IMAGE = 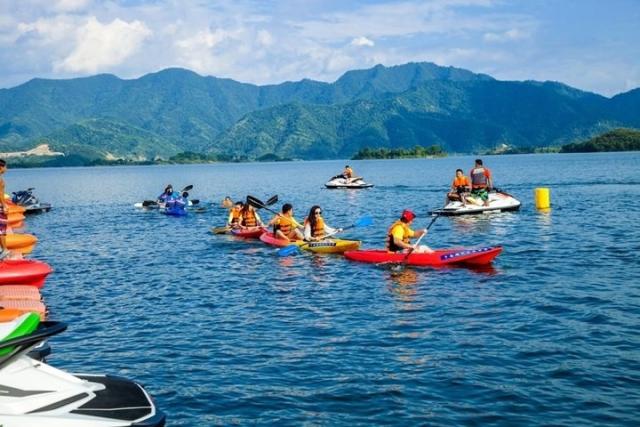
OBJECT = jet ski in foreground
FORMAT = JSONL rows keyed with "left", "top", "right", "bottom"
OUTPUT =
{"left": 0, "top": 313, "right": 165, "bottom": 426}
{"left": 430, "top": 190, "right": 521, "bottom": 216}
{"left": 324, "top": 175, "right": 373, "bottom": 189}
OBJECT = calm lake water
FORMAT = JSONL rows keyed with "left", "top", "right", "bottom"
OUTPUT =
{"left": 9, "top": 153, "right": 640, "bottom": 426}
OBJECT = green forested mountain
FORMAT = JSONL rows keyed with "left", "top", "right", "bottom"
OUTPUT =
{"left": 0, "top": 62, "right": 638, "bottom": 162}
{"left": 560, "top": 128, "right": 640, "bottom": 152}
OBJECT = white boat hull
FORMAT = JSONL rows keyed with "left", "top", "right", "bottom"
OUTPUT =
{"left": 431, "top": 191, "right": 521, "bottom": 216}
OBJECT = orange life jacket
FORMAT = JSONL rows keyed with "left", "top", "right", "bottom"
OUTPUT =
{"left": 386, "top": 220, "right": 412, "bottom": 252}
{"left": 242, "top": 208, "right": 258, "bottom": 227}
{"left": 229, "top": 209, "right": 242, "bottom": 225}
{"left": 304, "top": 216, "right": 325, "bottom": 238}
{"left": 275, "top": 215, "right": 294, "bottom": 235}
{"left": 453, "top": 176, "right": 470, "bottom": 188}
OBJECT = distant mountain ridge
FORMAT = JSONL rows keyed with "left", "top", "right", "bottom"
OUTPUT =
{"left": 0, "top": 62, "right": 638, "bottom": 161}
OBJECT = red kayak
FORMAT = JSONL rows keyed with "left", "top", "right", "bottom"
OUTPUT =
{"left": 344, "top": 246, "right": 502, "bottom": 266}
{"left": 259, "top": 231, "right": 302, "bottom": 247}
{"left": 231, "top": 227, "right": 267, "bottom": 239}
{"left": 0, "top": 259, "right": 53, "bottom": 288}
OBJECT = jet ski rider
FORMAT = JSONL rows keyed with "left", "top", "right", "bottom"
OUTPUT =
{"left": 447, "top": 168, "right": 471, "bottom": 206}
{"left": 469, "top": 159, "right": 493, "bottom": 207}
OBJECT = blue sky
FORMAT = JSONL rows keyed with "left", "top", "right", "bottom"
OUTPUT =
{"left": 1, "top": 0, "right": 638, "bottom": 96}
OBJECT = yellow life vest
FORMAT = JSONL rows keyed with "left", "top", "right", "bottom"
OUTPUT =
{"left": 386, "top": 220, "right": 412, "bottom": 252}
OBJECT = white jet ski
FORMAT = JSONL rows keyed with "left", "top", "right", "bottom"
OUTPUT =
{"left": 325, "top": 175, "right": 374, "bottom": 189}
{"left": 431, "top": 190, "right": 521, "bottom": 216}
{"left": 0, "top": 313, "right": 165, "bottom": 426}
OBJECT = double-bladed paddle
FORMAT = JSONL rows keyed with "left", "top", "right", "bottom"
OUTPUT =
{"left": 277, "top": 216, "right": 373, "bottom": 257}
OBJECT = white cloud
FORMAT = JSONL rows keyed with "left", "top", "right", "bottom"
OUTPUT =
{"left": 53, "top": 0, "right": 91, "bottom": 12}
{"left": 256, "top": 30, "right": 273, "bottom": 47}
{"left": 55, "top": 17, "right": 151, "bottom": 73}
{"left": 351, "top": 36, "right": 374, "bottom": 47}
{"left": 483, "top": 28, "right": 529, "bottom": 43}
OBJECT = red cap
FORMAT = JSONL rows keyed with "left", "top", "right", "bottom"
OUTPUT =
{"left": 401, "top": 209, "right": 416, "bottom": 221}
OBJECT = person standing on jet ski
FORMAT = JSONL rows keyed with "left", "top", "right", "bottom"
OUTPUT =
{"left": 469, "top": 159, "right": 493, "bottom": 207}
{"left": 447, "top": 169, "right": 471, "bottom": 207}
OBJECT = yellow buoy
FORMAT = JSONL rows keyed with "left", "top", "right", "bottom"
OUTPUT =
{"left": 534, "top": 187, "right": 551, "bottom": 209}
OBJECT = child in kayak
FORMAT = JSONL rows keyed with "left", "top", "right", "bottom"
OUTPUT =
{"left": 386, "top": 209, "right": 433, "bottom": 253}
{"left": 446, "top": 169, "right": 471, "bottom": 206}
{"left": 303, "top": 205, "right": 341, "bottom": 241}
{"left": 227, "top": 201, "right": 244, "bottom": 229}
{"left": 269, "top": 203, "right": 304, "bottom": 241}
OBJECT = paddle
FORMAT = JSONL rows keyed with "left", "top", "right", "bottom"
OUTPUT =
{"left": 211, "top": 226, "right": 231, "bottom": 234}
{"left": 142, "top": 200, "right": 158, "bottom": 207}
{"left": 277, "top": 216, "right": 373, "bottom": 257}
{"left": 394, "top": 215, "right": 439, "bottom": 269}
{"left": 246, "top": 195, "right": 280, "bottom": 215}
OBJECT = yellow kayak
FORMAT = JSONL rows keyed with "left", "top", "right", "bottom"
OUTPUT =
{"left": 5, "top": 234, "right": 38, "bottom": 254}
{"left": 296, "top": 239, "right": 361, "bottom": 254}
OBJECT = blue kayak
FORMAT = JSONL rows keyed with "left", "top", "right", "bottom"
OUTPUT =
{"left": 163, "top": 205, "right": 188, "bottom": 216}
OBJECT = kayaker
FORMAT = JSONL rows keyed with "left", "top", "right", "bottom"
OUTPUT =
{"left": 446, "top": 168, "right": 471, "bottom": 206}
{"left": 469, "top": 159, "right": 493, "bottom": 207}
{"left": 239, "top": 202, "right": 263, "bottom": 229}
{"left": 157, "top": 185, "right": 176, "bottom": 204}
{"left": 269, "top": 203, "right": 304, "bottom": 241}
{"left": 221, "top": 196, "right": 233, "bottom": 209}
{"left": 386, "top": 209, "right": 433, "bottom": 253}
{"left": 303, "top": 205, "right": 341, "bottom": 241}
{"left": 0, "top": 159, "right": 11, "bottom": 260}
{"left": 173, "top": 191, "right": 189, "bottom": 208}
{"left": 227, "top": 201, "right": 244, "bottom": 229}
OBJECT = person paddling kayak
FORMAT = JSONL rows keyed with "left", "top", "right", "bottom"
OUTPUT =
{"left": 157, "top": 184, "right": 176, "bottom": 204}
{"left": 469, "top": 159, "right": 493, "bottom": 207}
{"left": 269, "top": 203, "right": 304, "bottom": 241}
{"left": 386, "top": 209, "right": 433, "bottom": 253}
{"left": 303, "top": 205, "right": 341, "bottom": 241}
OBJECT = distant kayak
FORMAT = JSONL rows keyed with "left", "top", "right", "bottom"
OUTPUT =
{"left": 0, "top": 259, "right": 52, "bottom": 288}
{"left": 325, "top": 176, "right": 374, "bottom": 189}
{"left": 231, "top": 227, "right": 266, "bottom": 239}
{"left": 431, "top": 191, "right": 520, "bottom": 216}
{"left": 344, "top": 246, "right": 502, "bottom": 266}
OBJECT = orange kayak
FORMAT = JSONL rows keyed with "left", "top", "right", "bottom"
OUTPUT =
{"left": 0, "top": 308, "right": 45, "bottom": 322}
{"left": 5, "top": 234, "right": 37, "bottom": 254}
{"left": 0, "top": 299, "right": 46, "bottom": 318}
